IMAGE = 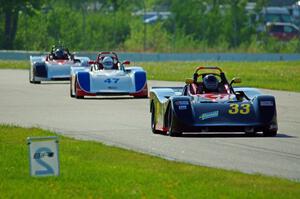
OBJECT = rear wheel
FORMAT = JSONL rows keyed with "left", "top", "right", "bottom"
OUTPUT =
{"left": 167, "top": 109, "right": 182, "bottom": 137}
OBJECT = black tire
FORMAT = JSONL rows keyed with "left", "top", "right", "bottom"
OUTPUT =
{"left": 167, "top": 109, "right": 182, "bottom": 137}
{"left": 29, "top": 67, "right": 40, "bottom": 84}
{"left": 151, "top": 105, "right": 160, "bottom": 134}
{"left": 74, "top": 78, "right": 84, "bottom": 99}
{"left": 70, "top": 78, "right": 75, "bottom": 98}
{"left": 245, "top": 132, "right": 257, "bottom": 137}
{"left": 134, "top": 95, "right": 148, "bottom": 99}
{"left": 263, "top": 129, "right": 277, "bottom": 137}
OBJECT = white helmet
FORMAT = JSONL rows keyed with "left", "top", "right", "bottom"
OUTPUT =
{"left": 102, "top": 56, "right": 113, "bottom": 69}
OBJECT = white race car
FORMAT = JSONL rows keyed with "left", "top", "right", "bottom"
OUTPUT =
{"left": 29, "top": 46, "right": 90, "bottom": 84}
{"left": 70, "top": 52, "right": 148, "bottom": 99}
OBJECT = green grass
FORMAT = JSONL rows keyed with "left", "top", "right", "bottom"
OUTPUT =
{"left": 0, "top": 60, "right": 29, "bottom": 69}
{"left": 1, "top": 60, "right": 300, "bottom": 92}
{"left": 138, "top": 61, "right": 300, "bottom": 92}
{"left": 0, "top": 125, "right": 299, "bottom": 198}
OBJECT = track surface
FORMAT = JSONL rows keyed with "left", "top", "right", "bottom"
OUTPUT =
{"left": 1, "top": 69, "right": 300, "bottom": 180}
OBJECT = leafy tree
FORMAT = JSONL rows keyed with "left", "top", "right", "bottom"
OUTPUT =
{"left": 222, "top": 0, "right": 253, "bottom": 48}
{"left": 0, "top": 0, "right": 44, "bottom": 49}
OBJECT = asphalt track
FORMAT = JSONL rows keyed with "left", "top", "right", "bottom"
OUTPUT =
{"left": 1, "top": 69, "right": 300, "bottom": 181}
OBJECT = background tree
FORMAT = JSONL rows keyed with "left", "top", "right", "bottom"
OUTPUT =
{"left": 1, "top": 0, "right": 299, "bottom": 53}
{"left": 0, "top": 0, "right": 44, "bottom": 49}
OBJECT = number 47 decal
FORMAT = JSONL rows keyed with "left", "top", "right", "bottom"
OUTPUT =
{"left": 104, "top": 78, "right": 119, "bottom": 83}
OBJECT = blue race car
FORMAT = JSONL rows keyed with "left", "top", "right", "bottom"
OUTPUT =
{"left": 150, "top": 66, "right": 278, "bottom": 137}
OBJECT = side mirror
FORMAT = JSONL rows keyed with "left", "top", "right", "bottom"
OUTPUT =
{"left": 74, "top": 59, "right": 81, "bottom": 63}
{"left": 122, "top": 60, "right": 130, "bottom": 65}
{"left": 185, "top": 78, "right": 194, "bottom": 84}
{"left": 230, "top": 77, "right": 241, "bottom": 85}
{"left": 88, "top": 61, "right": 96, "bottom": 65}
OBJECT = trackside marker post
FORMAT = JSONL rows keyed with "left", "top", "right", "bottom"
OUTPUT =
{"left": 27, "top": 136, "right": 60, "bottom": 177}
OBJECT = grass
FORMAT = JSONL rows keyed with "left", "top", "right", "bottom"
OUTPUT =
{"left": 138, "top": 61, "right": 300, "bottom": 92}
{"left": 0, "top": 60, "right": 29, "bottom": 70}
{"left": 0, "top": 124, "right": 300, "bottom": 198}
{"left": 1, "top": 60, "right": 300, "bottom": 92}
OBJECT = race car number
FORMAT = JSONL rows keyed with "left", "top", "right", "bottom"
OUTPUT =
{"left": 228, "top": 103, "right": 250, "bottom": 115}
{"left": 104, "top": 78, "right": 119, "bottom": 83}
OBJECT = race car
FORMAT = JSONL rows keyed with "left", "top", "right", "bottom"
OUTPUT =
{"left": 70, "top": 52, "right": 148, "bottom": 98}
{"left": 29, "top": 45, "right": 90, "bottom": 84}
{"left": 150, "top": 66, "right": 278, "bottom": 137}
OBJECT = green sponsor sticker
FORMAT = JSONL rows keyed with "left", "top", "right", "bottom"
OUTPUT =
{"left": 199, "top": 111, "right": 219, "bottom": 120}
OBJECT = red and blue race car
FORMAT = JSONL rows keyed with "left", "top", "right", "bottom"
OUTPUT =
{"left": 70, "top": 52, "right": 148, "bottom": 98}
{"left": 29, "top": 45, "right": 90, "bottom": 84}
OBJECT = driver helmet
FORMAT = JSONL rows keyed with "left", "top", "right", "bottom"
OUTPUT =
{"left": 54, "top": 48, "right": 65, "bottom": 59}
{"left": 102, "top": 56, "right": 114, "bottom": 69}
{"left": 203, "top": 74, "right": 219, "bottom": 92}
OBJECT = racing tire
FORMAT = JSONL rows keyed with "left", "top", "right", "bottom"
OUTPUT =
{"left": 263, "top": 129, "right": 277, "bottom": 137}
{"left": 74, "top": 78, "right": 84, "bottom": 99}
{"left": 245, "top": 132, "right": 257, "bottom": 137}
{"left": 29, "top": 67, "right": 40, "bottom": 84}
{"left": 134, "top": 95, "right": 148, "bottom": 99}
{"left": 167, "top": 109, "right": 182, "bottom": 137}
{"left": 151, "top": 105, "right": 161, "bottom": 134}
{"left": 75, "top": 94, "right": 84, "bottom": 99}
{"left": 70, "top": 78, "right": 75, "bottom": 98}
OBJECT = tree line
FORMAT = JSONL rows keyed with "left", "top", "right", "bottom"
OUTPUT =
{"left": 0, "top": 0, "right": 300, "bottom": 53}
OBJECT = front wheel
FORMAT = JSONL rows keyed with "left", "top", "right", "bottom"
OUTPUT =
{"left": 167, "top": 109, "right": 182, "bottom": 137}
{"left": 245, "top": 132, "right": 257, "bottom": 137}
{"left": 151, "top": 105, "right": 161, "bottom": 134}
{"left": 74, "top": 78, "right": 84, "bottom": 99}
{"left": 70, "top": 78, "right": 75, "bottom": 98}
{"left": 263, "top": 129, "right": 277, "bottom": 137}
{"left": 133, "top": 95, "right": 148, "bottom": 99}
{"left": 29, "top": 67, "right": 40, "bottom": 84}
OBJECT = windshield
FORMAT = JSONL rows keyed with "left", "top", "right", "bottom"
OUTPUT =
{"left": 265, "top": 14, "right": 292, "bottom": 23}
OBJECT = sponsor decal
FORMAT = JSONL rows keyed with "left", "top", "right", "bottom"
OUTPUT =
{"left": 175, "top": 101, "right": 189, "bottom": 105}
{"left": 199, "top": 111, "right": 219, "bottom": 120}
{"left": 178, "top": 105, "right": 187, "bottom": 110}
{"left": 260, "top": 101, "right": 274, "bottom": 106}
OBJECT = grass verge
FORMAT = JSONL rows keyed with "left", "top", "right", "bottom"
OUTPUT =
{"left": 1, "top": 60, "right": 300, "bottom": 92}
{"left": 0, "top": 124, "right": 299, "bottom": 198}
{"left": 138, "top": 61, "right": 300, "bottom": 92}
{"left": 0, "top": 60, "right": 29, "bottom": 70}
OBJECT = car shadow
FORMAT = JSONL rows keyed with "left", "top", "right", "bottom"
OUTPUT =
{"left": 39, "top": 82, "right": 70, "bottom": 85}
{"left": 157, "top": 132, "right": 295, "bottom": 138}
{"left": 81, "top": 96, "right": 148, "bottom": 100}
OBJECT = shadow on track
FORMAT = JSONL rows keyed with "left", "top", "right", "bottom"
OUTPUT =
{"left": 78, "top": 96, "right": 148, "bottom": 101}
{"left": 156, "top": 132, "right": 295, "bottom": 138}
{"left": 35, "top": 82, "right": 70, "bottom": 85}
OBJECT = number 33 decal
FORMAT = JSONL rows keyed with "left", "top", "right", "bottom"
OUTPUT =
{"left": 228, "top": 104, "right": 250, "bottom": 114}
